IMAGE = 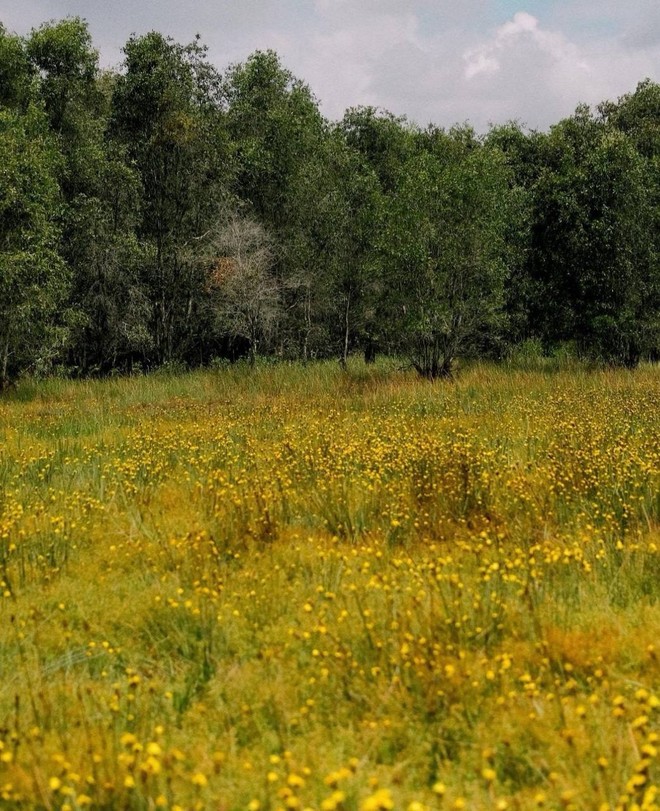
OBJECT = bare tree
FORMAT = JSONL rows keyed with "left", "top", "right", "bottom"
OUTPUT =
{"left": 205, "top": 212, "right": 281, "bottom": 363}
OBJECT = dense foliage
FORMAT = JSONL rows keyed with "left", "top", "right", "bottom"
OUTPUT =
{"left": 1, "top": 18, "right": 659, "bottom": 384}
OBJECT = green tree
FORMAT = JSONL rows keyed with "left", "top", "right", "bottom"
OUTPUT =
{"left": 110, "top": 32, "right": 230, "bottom": 364}
{"left": 484, "top": 123, "right": 537, "bottom": 350}
{"left": 26, "top": 18, "right": 97, "bottom": 128}
{"left": 0, "top": 24, "right": 34, "bottom": 111}
{"left": 26, "top": 19, "right": 152, "bottom": 374}
{"left": 275, "top": 144, "right": 333, "bottom": 360}
{"left": 336, "top": 108, "right": 420, "bottom": 361}
{"left": 324, "top": 134, "right": 383, "bottom": 366}
{"left": 340, "top": 106, "right": 417, "bottom": 193}
{"left": 27, "top": 18, "right": 103, "bottom": 198}
{"left": 382, "top": 133, "right": 512, "bottom": 378}
{"left": 0, "top": 105, "right": 69, "bottom": 387}
{"left": 224, "top": 50, "right": 325, "bottom": 231}
{"left": 530, "top": 107, "right": 658, "bottom": 364}
{"left": 599, "top": 79, "right": 660, "bottom": 160}
{"left": 279, "top": 129, "right": 384, "bottom": 364}
{"left": 65, "top": 174, "right": 153, "bottom": 374}
{"left": 224, "top": 50, "right": 342, "bottom": 360}
{"left": 599, "top": 81, "right": 660, "bottom": 360}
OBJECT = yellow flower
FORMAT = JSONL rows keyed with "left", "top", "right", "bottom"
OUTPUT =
{"left": 288, "top": 773, "right": 306, "bottom": 789}
{"left": 361, "top": 788, "right": 394, "bottom": 811}
{"left": 140, "top": 756, "right": 162, "bottom": 776}
{"left": 146, "top": 742, "right": 162, "bottom": 756}
{"left": 321, "top": 791, "right": 346, "bottom": 811}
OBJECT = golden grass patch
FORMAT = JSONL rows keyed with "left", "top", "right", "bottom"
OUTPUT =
{"left": 0, "top": 361, "right": 658, "bottom": 810}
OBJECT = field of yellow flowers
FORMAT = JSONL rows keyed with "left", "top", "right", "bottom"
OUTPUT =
{"left": 0, "top": 361, "right": 658, "bottom": 811}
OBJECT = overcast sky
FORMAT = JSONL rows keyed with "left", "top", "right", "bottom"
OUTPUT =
{"left": 1, "top": 1, "right": 659, "bottom": 131}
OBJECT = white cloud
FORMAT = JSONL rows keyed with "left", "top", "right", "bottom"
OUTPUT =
{"left": 464, "top": 12, "right": 589, "bottom": 81}
{"left": 1, "top": 1, "right": 659, "bottom": 131}
{"left": 464, "top": 51, "right": 499, "bottom": 80}
{"left": 289, "top": 5, "right": 426, "bottom": 118}
{"left": 295, "top": 5, "right": 659, "bottom": 130}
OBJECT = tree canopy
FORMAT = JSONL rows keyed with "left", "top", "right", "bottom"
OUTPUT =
{"left": 0, "top": 17, "right": 658, "bottom": 384}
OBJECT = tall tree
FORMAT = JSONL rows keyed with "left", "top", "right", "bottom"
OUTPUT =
{"left": 110, "top": 32, "right": 230, "bottom": 365}
{"left": 26, "top": 19, "right": 151, "bottom": 374}
{"left": 0, "top": 105, "right": 69, "bottom": 387}
{"left": 279, "top": 129, "right": 384, "bottom": 364}
{"left": 599, "top": 81, "right": 660, "bottom": 360}
{"left": 599, "top": 79, "right": 660, "bottom": 160}
{"left": 224, "top": 50, "right": 325, "bottom": 231}
{"left": 324, "top": 133, "right": 383, "bottom": 366}
{"left": 484, "top": 123, "right": 538, "bottom": 349}
{"left": 382, "top": 132, "right": 512, "bottom": 378}
{"left": 0, "top": 24, "right": 34, "bottom": 111}
{"left": 529, "top": 107, "right": 658, "bottom": 364}
{"left": 340, "top": 106, "right": 417, "bottom": 193}
{"left": 26, "top": 18, "right": 103, "bottom": 198}
{"left": 224, "top": 50, "right": 334, "bottom": 358}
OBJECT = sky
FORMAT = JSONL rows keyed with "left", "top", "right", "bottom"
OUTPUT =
{"left": 1, "top": 0, "right": 659, "bottom": 131}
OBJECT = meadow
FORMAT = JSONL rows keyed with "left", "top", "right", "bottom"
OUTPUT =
{"left": 0, "top": 360, "right": 658, "bottom": 811}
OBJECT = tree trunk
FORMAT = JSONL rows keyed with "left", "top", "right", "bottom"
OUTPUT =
{"left": 412, "top": 339, "right": 453, "bottom": 380}
{"left": 364, "top": 337, "right": 377, "bottom": 364}
{"left": 1, "top": 334, "right": 9, "bottom": 390}
{"left": 249, "top": 320, "right": 258, "bottom": 366}
{"left": 341, "top": 292, "right": 351, "bottom": 368}
{"left": 302, "top": 288, "right": 311, "bottom": 363}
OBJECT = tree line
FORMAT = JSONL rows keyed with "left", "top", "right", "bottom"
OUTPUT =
{"left": 1, "top": 17, "right": 659, "bottom": 386}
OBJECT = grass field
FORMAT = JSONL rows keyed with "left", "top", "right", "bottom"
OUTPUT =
{"left": 0, "top": 360, "right": 658, "bottom": 811}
